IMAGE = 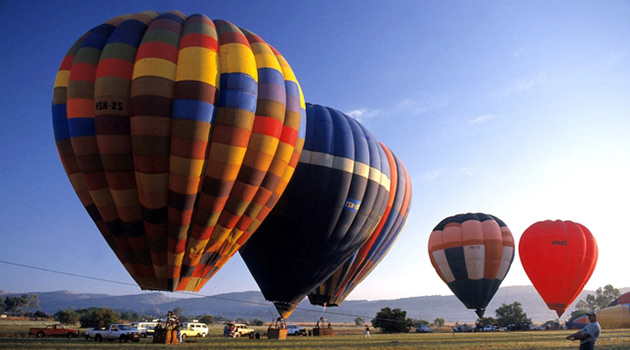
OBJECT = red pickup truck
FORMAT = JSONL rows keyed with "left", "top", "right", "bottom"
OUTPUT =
{"left": 29, "top": 324, "right": 79, "bottom": 338}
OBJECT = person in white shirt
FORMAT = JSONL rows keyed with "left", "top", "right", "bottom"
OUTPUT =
{"left": 566, "top": 312, "right": 601, "bottom": 350}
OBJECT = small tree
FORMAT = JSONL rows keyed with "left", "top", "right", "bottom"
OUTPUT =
{"left": 79, "top": 307, "right": 120, "bottom": 328}
{"left": 199, "top": 315, "right": 214, "bottom": 325}
{"left": 354, "top": 317, "right": 365, "bottom": 326}
{"left": 120, "top": 311, "right": 142, "bottom": 322}
{"left": 413, "top": 319, "right": 429, "bottom": 327}
{"left": 477, "top": 316, "right": 497, "bottom": 327}
{"left": 250, "top": 318, "right": 264, "bottom": 326}
{"left": 55, "top": 308, "right": 80, "bottom": 325}
{"left": 371, "top": 307, "right": 414, "bottom": 333}
{"left": 3, "top": 294, "right": 39, "bottom": 316}
{"left": 433, "top": 318, "right": 445, "bottom": 326}
{"left": 495, "top": 302, "right": 531, "bottom": 327}
{"left": 575, "top": 284, "right": 620, "bottom": 312}
{"left": 32, "top": 310, "right": 50, "bottom": 318}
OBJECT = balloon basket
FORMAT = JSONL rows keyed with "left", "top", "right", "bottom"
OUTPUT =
{"left": 312, "top": 327, "right": 334, "bottom": 337}
{"left": 267, "top": 328, "right": 287, "bottom": 339}
{"left": 153, "top": 329, "right": 179, "bottom": 344}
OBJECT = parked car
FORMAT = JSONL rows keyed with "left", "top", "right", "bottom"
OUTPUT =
{"left": 225, "top": 323, "right": 255, "bottom": 337}
{"left": 505, "top": 322, "right": 533, "bottom": 331}
{"left": 287, "top": 324, "right": 307, "bottom": 336}
{"left": 85, "top": 324, "right": 140, "bottom": 342}
{"left": 415, "top": 324, "right": 434, "bottom": 333}
{"left": 482, "top": 324, "right": 499, "bottom": 332}
{"left": 130, "top": 322, "right": 158, "bottom": 337}
{"left": 29, "top": 324, "right": 79, "bottom": 338}
{"left": 452, "top": 324, "right": 473, "bottom": 332}
{"left": 180, "top": 322, "right": 209, "bottom": 339}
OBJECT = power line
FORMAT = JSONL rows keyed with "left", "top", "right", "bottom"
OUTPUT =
{"left": 0, "top": 259, "right": 379, "bottom": 321}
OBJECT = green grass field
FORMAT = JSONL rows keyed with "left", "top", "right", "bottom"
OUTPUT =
{"left": 1, "top": 321, "right": 629, "bottom": 349}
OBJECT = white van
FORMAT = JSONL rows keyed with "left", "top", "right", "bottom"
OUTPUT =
{"left": 181, "top": 322, "right": 208, "bottom": 339}
{"left": 129, "top": 322, "right": 158, "bottom": 337}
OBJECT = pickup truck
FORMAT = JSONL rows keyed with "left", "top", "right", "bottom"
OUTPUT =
{"left": 85, "top": 324, "right": 140, "bottom": 342}
{"left": 29, "top": 324, "right": 79, "bottom": 338}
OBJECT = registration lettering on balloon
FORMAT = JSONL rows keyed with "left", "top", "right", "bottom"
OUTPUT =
{"left": 344, "top": 199, "right": 362, "bottom": 212}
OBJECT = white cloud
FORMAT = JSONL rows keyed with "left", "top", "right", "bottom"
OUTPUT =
{"left": 346, "top": 108, "right": 381, "bottom": 123}
{"left": 469, "top": 114, "right": 494, "bottom": 125}
{"left": 490, "top": 73, "right": 547, "bottom": 98}
{"left": 394, "top": 96, "right": 448, "bottom": 115}
{"left": 416, "top": 169, "right": 444, "bottom": 182}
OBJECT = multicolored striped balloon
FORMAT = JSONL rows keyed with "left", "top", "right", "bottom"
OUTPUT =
{"left": 240, "top": 103, "right": 392, "bottom": 318}
{"left": 308, "top": 143, "right": 411, "bottom": 307}
{"left": 428, "top": 213, "right": 515, "bottom": 317}
{"left": 52, "top": 11, "right": 306, "bottom": 292}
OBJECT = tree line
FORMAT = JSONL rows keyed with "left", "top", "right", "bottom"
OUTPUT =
{"left": 370, "top": 284, "right": 621, "bottom": 333}
{"left": 0, "top": 294, "right": 44, "bottom": 317}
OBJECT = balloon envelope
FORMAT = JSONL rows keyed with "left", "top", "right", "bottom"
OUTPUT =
{"left": 519, "top": 220, "right": 598, "bottom": 317}
{"left": 609, "top": 292, "right": 630, "bottom": 307}
{"left": 308, "top": 143, "right": 411, "bottom": 307}
{"left": 428, "top": 213, "right": 515, "bottom": 317}
{"left": 52, "top": 11, "right": 306, "bottom": 291}
{"left": 598, "top": 305, "right": 630, "bottom": 328}
{"left": 567, "top": 315, "right": 589, "bottom": 329}
{"left": 240, "top": 103, "right": 391, "bottom": 318}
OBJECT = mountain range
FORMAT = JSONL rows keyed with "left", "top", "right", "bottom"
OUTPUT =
{"left": 3, "top": 285, "right": 627, "bottom": 324}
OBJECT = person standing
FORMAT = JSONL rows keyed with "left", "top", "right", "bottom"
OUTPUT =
{"left": 365, "top": 325, "right": 371, "bottom": 338}
{"left": 566, "top": 312, "right": 601, "bottom": 350}
{"left": 175, "top": 322, "right": 182, "bottom": 344}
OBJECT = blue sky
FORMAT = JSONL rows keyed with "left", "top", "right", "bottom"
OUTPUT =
{"left": 1, "top": 0, "right": 629, "bottom": 315}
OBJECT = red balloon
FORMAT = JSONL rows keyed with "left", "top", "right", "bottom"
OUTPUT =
{"left": 519, "top": 220, "right": 598, "bottom": 317}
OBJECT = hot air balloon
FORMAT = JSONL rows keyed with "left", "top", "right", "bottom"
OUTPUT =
{"left": 428, "top": 213, "right": 515, "bottom": 317}
{"left": 608, "top": 292, "right": 630, "bottom": 307}
{"left": 598, "top": 305, "right": 630, "bottom": 328}
{"left": 308, "top": 143, "right": 411, "bottom": 307}
{"left": 567, "top": 315, "right": 590, "bottom": 329}
{"left": 519, "top": 220, "right": 598, "bottom": 317}
{"left": 239, "top": 103, "right": 392, "bottom": 318}
{"left": 52, "top": 11, "right": 306, "bottom": 292}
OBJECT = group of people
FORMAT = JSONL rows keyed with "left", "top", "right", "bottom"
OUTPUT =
{"left": 223, "top": 323, "right": 237, "bottom": 338}
{"left": 153, "top": 310, "right": 184, "bottom": 344}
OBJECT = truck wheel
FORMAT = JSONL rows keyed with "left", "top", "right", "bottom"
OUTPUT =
{"left": 67, "top": 333, "right": 74, "bottom": 339}
{"left": 181, "top": 334, "right": 186, "bottom": 341}
{"left": 37, "top": 331, "right": 45, "bottom": 338}
{"left": 120, "top": 335, "right": 128, "bottom": 343}
{"left": 95, "top": 334, "right": 102, "bottom": 342}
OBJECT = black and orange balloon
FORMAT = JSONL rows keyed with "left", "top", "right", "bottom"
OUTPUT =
{"left": 52, "top": 11, "right": 306, "bottom": 292}
{"left": 428, "top": 213, "right": 515, "bottom": 317}
{"left": 519, "top": 220, "right": 598, "bottom": 317}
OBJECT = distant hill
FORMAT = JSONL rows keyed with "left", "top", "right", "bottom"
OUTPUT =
{"left": 3, "top": 286, "right": 628, "bottom": 323}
